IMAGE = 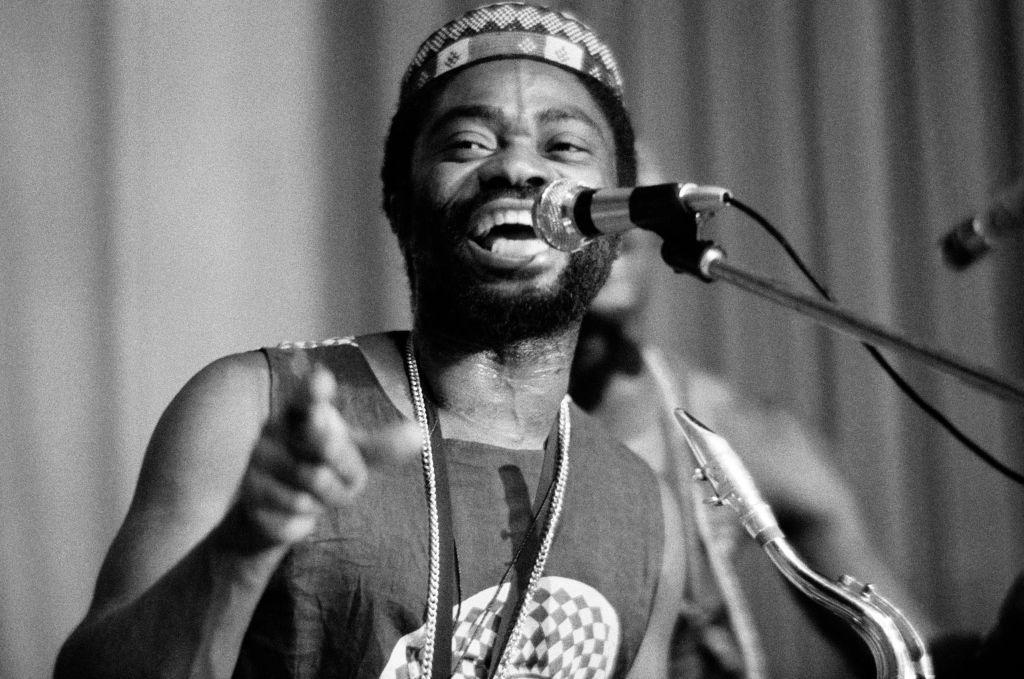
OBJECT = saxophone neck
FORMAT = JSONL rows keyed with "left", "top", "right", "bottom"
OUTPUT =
{"left": 674, "top": 410, "right": 782, "bottom": 544}
{"left": 673, "top": 409, "right": 934, "bottom": 679}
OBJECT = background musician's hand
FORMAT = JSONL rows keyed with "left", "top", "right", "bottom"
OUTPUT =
{"left": 228, "top": 364, "right": 420, "bottom": 550}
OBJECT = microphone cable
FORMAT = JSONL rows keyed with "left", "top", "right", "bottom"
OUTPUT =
{"left": 724, "top": 195, "right": 1024, "bottom": 488}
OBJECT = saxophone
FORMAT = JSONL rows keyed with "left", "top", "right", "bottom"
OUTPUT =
{"left": 673, "top": 410, "right": 934, "bottom": 679}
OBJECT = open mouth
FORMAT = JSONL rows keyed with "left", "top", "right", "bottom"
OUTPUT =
{"left": 469, "top": 207, "right": 548, "bottom": 258}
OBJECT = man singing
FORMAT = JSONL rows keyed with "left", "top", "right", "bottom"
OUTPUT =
{"left": 57, "top": 4, "right": 754, "bottom": 678}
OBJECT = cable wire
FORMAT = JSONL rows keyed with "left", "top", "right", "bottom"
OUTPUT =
{"left": 725, "top": 195, "right": 1024, "bottom": 487}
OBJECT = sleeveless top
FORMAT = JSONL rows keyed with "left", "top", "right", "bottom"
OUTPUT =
{"left": 233, "top": 334, "right": 664, "bottom": 679}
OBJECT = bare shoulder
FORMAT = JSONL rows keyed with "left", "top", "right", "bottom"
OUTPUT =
{"left": 136, "top": 350, "right": 269, "bottom": 505}
{"left": 90, "top": 350, "right": 271, "bottom": 612}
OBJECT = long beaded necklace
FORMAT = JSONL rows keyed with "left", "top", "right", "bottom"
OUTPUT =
{"left": 403, "top": 335, "right": 571, "bottom": 679}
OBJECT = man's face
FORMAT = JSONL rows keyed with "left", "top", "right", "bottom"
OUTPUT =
{"left": 400, "top": 59, "right": 620, "bottom": 344}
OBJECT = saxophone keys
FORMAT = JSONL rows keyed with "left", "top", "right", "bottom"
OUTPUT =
{"left": 838, "top": 574, "right": 877, "bottom": 599}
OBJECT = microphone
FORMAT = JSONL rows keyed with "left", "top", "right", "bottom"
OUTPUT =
{"left": 532, "top": 178, "right": 732, "bottom": 251}
{"left": 941, "top": 177, "right": 1024, "bottom": 268}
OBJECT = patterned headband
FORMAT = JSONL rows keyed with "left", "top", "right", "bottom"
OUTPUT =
{"left": 400, "top": 2, "right": 624, "bottom": 104}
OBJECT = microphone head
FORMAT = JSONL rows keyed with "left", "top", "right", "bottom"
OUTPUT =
{"left": 532, "top": 179, "right": 593, "bottom": 252}
{"left": 941, "top": 217, "right": 991, "bottom": 269}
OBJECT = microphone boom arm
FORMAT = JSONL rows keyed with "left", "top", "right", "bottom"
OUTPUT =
{"left": 666, "top": 239, "right": 1024, "bottom": 406}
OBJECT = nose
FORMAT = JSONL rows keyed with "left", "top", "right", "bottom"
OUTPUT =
{"left": 476, "top": 141, "right": 553, "bottom": 190}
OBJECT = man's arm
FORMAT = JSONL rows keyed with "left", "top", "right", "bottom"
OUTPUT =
{"left": 55, "top": 351, "right": 404, "bottom": 678}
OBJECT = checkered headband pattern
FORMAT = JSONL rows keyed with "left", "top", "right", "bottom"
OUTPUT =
{"left": 400, "top": 2, "right": 624, "bottom": 104}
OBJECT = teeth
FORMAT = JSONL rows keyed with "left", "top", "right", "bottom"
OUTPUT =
{"left": 471, "top": 208, "right": 534, "bottom": 237}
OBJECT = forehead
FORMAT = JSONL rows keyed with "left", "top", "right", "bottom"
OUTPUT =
{"left": 424, "top": 59, "right": 612, "bottom": 132}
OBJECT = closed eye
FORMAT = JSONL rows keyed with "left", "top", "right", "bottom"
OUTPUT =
{"left": 545, "top": 138, "right": 593, "bottom": 161}
{"left": 441, "top": 135, "right": 495, "bottom": 161}
{"left": 549, "top": 141, "right": 587, "bottom": 153}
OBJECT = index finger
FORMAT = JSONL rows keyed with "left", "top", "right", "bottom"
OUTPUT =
{"left": 272, "top": 365, "right": 341, "bottom": 461}
{"left": 281, "top": 365, "right": 336, "bottom": 429}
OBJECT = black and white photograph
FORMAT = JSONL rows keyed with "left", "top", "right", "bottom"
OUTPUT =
{"left": 2, "top": 2, "right": 1023, "bottom": 677}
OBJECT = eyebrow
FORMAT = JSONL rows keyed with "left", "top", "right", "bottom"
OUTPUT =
{"left": 535, "top": 105, "right": 605, "bottom": 136}
{"left": 423, "top": 103, "right": 608, "bottom": 141}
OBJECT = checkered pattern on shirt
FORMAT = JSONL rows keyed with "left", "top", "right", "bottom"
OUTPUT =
{"left": 446, "top": 580, "right": 616, "bottom": 678}
{"left": 512, "top": 586, "right": 614, "bottom": 678}
{"left": 450, "top": 582, "right": 508, "bottom": 677}
{"left": 388, "top": 577, "right": 618, "bottom": 678}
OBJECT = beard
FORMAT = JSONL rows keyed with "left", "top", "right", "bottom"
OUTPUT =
{"left": 401, "top": 186, "right": 620, "bottom": 349}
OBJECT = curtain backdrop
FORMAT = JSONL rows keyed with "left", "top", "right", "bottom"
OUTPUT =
{"left": 3, "top": 2, "right": 1022, "bottom": 677}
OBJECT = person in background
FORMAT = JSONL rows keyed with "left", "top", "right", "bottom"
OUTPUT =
{"left": 570, "top": 223, "right": 937, "bottom": 678}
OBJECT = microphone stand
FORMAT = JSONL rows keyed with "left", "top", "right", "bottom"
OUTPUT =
{"left": 657, "top": 221, "right": 1024, "bottom": 407}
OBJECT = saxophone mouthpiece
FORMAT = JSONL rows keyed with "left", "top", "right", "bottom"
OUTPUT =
{"left": 674, "top": 409, "right": 782, "bottom": 545}
{"left": 681, "top": 409, "right": 715, "bottom": 433}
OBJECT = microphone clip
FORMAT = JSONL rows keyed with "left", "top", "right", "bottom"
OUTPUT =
{"left": 655, "top": 208, "right": 723, "bottom": 283}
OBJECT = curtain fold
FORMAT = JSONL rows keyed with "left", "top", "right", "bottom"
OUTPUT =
{"left": 2, "top": 2, "right": 1022, "bottom": 677}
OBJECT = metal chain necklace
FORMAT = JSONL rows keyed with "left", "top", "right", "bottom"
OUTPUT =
{"left": 403, "top": 335, "right": 571, "bottom": 679}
